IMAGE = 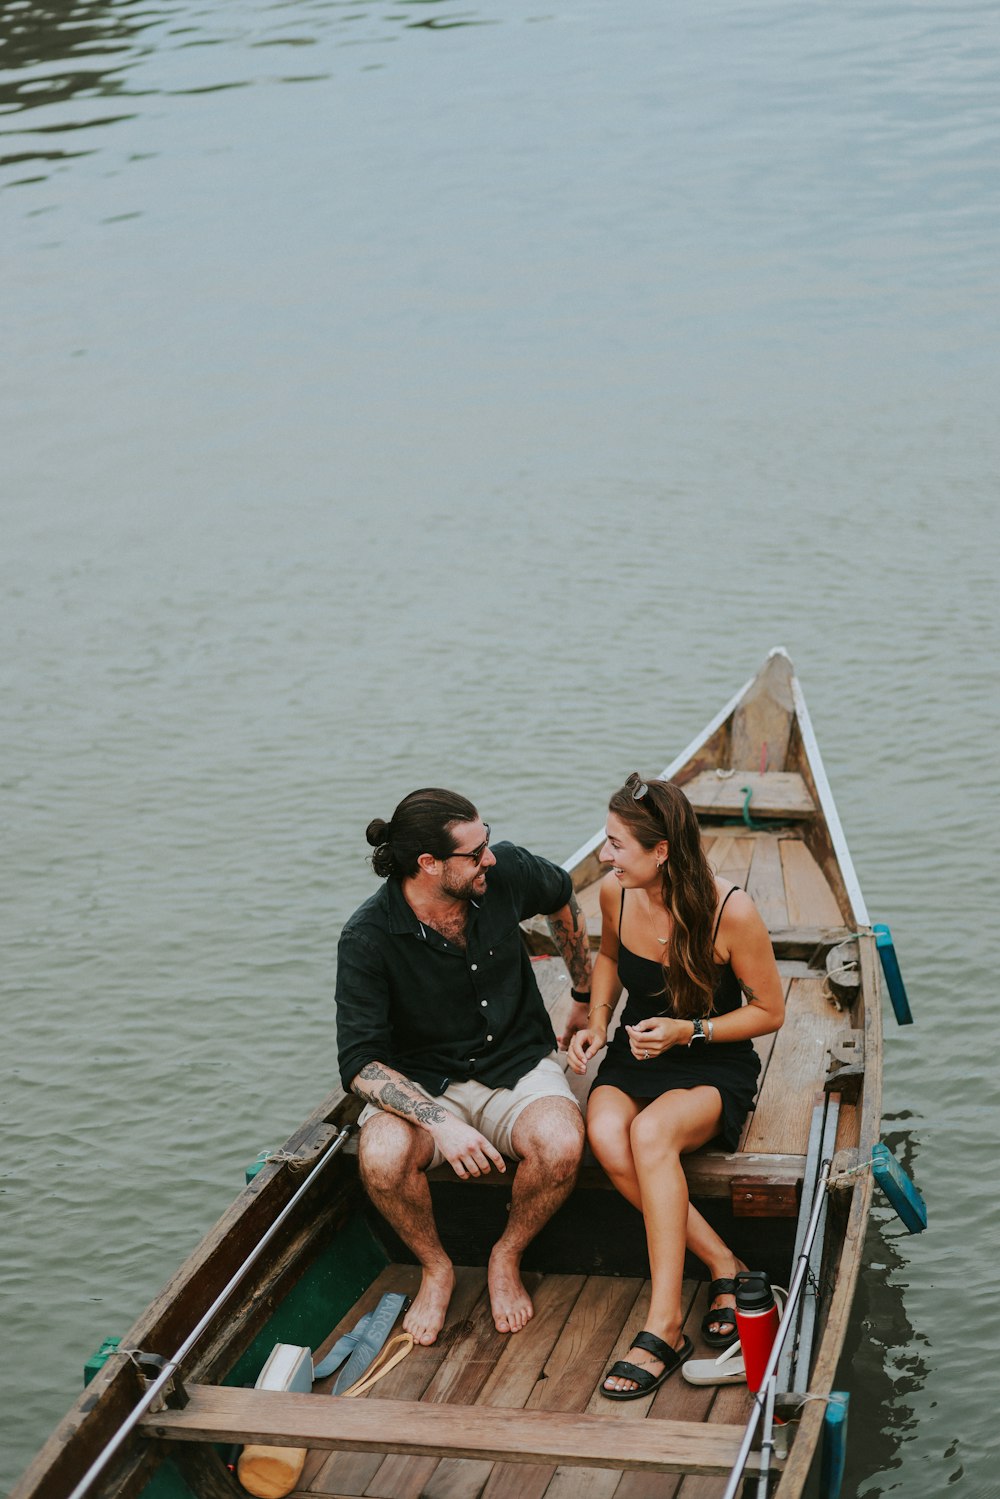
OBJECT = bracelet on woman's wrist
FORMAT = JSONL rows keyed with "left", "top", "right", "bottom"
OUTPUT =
{"left": 587, "top": 1001, "right": 613, "bottom": 1024}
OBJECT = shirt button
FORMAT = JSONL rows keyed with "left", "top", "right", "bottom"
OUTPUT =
{"left": 471, "top": 963, "right": 478, "bottom": 971}
{"left": 481, "top": 1000, "right": 487, "bottom": 1007}
{"left": 486, "top": 1034, "right": 494, "bottom": 1042}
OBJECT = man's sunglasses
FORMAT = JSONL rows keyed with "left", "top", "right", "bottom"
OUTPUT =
{"left": 443, "top": 824, "right": 491, "bottom": 864}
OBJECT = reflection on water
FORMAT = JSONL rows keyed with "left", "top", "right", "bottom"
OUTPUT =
{"left": 834, "top": 1120, "right": 929, "bottom": 1497}
{"left": 0, "top": 0, "right": 492, "bottom": 184}
{"left": 0, "top": 0, "right": 141, "bottom": 177}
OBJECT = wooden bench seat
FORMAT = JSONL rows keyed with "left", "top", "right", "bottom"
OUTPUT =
{"left": 340, "top": 1131, "right": 806, "bottom": 1214}
{"left": 681, "top": 770, "right": 816, "bottom": 819}
{"left": 142, "top": 1386, "right": 767, "bottom": 1478}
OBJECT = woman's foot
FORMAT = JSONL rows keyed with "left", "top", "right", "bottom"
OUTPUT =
{"left": 701, "top": 1257, "right": 746, "bottom": 1347}
{"left": 601, "top": 1328, "right": 693, "bottom": 1400}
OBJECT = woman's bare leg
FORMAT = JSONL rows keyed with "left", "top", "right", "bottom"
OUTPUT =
{"left": 588, "top": 1086, "right": 746, "bottom": 1385}
{"left": 586, "top": 1087, "right": 643, "bottom": 1207}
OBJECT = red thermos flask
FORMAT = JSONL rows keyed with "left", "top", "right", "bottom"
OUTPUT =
{"left": 734, "top": 1270, "right": 780, "bottom": 1393}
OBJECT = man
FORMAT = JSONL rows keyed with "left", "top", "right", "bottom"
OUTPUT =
{"left": 336, "top": 787, "right": 593, "bottom": 1346}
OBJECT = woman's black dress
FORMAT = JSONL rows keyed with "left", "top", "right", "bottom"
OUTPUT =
{"left": 590, "top": 890, "right": 760, "bottom": 1152}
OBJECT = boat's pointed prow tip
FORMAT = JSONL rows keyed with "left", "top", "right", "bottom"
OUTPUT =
{"left": 767, "top": 645, "right": 792, "bottom": 663}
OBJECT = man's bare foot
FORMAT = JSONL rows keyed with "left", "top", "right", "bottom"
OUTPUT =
{"left": 488, "top": 1246, "right": 533, "bottom": 1333}
{"left": 403, "top": 1263, "right": 455, "bottom": 1345}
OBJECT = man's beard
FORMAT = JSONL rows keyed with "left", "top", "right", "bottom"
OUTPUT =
{"left": 440, "top": 865, "right": 488, "bottom": 902}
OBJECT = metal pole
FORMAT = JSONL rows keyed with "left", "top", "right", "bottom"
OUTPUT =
{"left": 720, "top": 1158, "right": 833, "bottom": 1499}
{"left": 754, "top": 1375, "right": 778, "bottom": 1499}
{"left": 66, "top": 1124, "right": 353, "bottom": 1499}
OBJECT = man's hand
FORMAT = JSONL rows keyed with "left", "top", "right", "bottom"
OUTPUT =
{"left": 558, "top": 998, "right": 591, "bottom": 1051}
{"left": 432, "top": 1115, "right": 507, "bottom": 1179}
{"left": 352, "top": 1061, "right": 507, "bottom": 1179}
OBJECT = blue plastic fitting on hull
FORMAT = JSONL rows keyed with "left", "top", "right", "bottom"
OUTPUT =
{"left": 873, "top": 923, "right": 913, "bottom": 1025}
{"left": 871, "top": 1142, "right": 927, "bottom": 1233}
{"left": 820, "top": 1392, "right": 850, "bottom": 1498}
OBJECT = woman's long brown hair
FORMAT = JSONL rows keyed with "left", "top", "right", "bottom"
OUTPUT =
{"left": 609, "top": 776, "right": 720, "bottom": 1018}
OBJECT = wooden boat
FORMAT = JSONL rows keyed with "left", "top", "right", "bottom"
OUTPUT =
{"left": 14, "top": 649, "right": 901, "bottom": 1499}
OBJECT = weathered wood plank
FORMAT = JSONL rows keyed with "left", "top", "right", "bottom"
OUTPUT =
{"left": 744, "top": 838, "right": 790, "bottom": 931}
{"left": 780, "top": 841, "right": 843, "bottom": 927}
{"left": 670, "top": 1379, "right": 757, "bottom": 1497}
{"left": 142, "top": 1387, "right": 765, "bottom": 1477}
{"left": 306, "top": 1266, "right": 489, "bottom": 1497}
{"left": 733, "top": 984, "right": 788, "bottom": 1148}
{"left": 684, "top": 772, "right": 815, "bottom": 819}
{"left": 479, "top": 1276, "right": 645, "bottom": 1499}
{"left": 360, "top": 1273, "right": 516, "bottom": 1499}
{"left": 338, "top": 1122, "right": 804, "bottom": 1202}
{"left": 576, "top": 878, "right": 604, "bottom": 931}
{"left": 420, "top": 1274, "right": 587, "bottom": 1499}
{"left": 728, "top": 653, "right": 794, "bottom": 772}
{"left": 741, "top": 980, "right": 850, "bottom": 1156}
{"left": 542, "top": 1280, "right": 707, "bottom": 1499}
{"left": 415, "top": 1147, "right": 808, "bottom": 1201}
{"left": 703, "top": 834, "right": 755, "bottom": 888}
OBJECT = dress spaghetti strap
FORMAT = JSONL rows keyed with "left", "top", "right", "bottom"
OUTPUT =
{"left": 712, "top": 885, "right": 740, "bottom": 942}
{"left": 622, "top": 883, "right": 739, "bottom": 944}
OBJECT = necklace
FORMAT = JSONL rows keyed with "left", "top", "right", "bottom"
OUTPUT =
{"left": 644, "top": 896, "right": 671, "bottom": 945}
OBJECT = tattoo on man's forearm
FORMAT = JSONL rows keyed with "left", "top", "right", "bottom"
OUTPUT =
{"left": 548, "top": 894, "right": 592, "bottom": 988}
{"left": 352, "top": 1061, "right": 390, "bottom": 1095}
{"left": 353, "top": 1064, "right": 448, "bottom": 1126}
{"left": 382, "top": 1081, "right": 448, "bottom": 1125}
{"left": 413, "top": 1099, "right": 448, "bottom": 1126}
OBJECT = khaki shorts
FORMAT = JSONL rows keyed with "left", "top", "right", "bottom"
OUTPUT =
{"left": 358, "top": 1053, "right": 580, "bottom": 1169}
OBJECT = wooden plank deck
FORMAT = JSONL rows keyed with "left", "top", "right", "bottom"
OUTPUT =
{"left": 144, "top": 1266, "right": 765, "bottom": 1498}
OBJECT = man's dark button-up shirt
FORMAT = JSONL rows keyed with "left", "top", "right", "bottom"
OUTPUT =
{"left": 336, "top": 841, "right": 572, "bottom": 1095}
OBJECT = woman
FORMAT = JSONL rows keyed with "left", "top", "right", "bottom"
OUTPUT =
{"left": 567, "top": 773, "right": 785, "bottom": 1399}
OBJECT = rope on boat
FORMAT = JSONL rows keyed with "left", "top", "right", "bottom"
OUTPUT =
{"left": 828, "top": 1154, "right": 876, "bottom": 1186}
{"left": 821, "top": 959, "right": 859, "bottom": 1011}
{"left": 258, "top": 1148, "right": 314, "bottom": 1173}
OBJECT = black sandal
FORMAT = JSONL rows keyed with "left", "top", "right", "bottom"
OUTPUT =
{"left": 701, "top": 1278, "right": 738, "bottom": 1348}
{"left": 601, "top": 1330, "right": 693, "bottom": 1401}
